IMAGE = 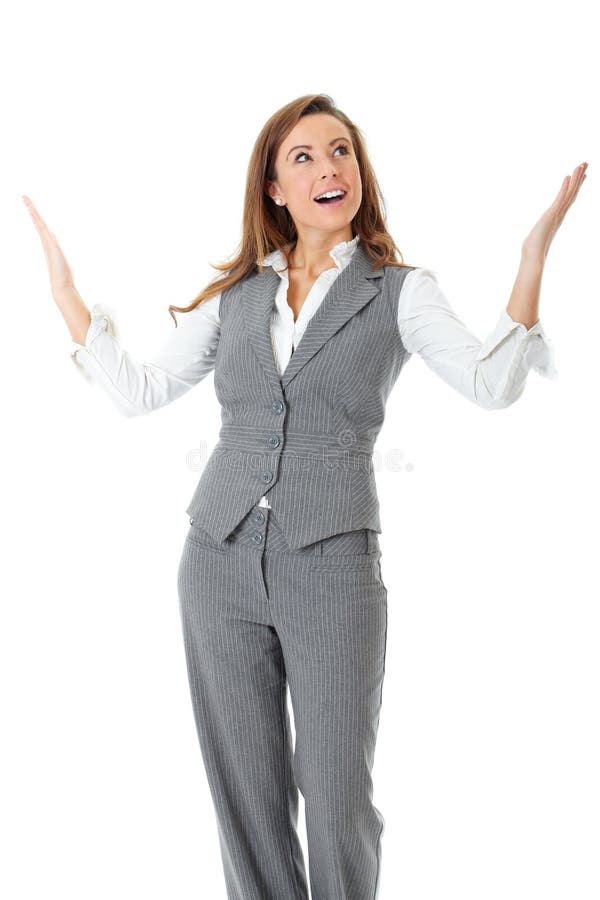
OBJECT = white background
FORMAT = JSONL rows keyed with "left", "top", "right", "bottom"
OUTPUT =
{"left": 1, "top": 0, "right": 598, "bottom": 897}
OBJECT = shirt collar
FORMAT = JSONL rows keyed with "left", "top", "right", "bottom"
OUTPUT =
{"left": 257, "top": 234, "right": 360, "bottom": 275}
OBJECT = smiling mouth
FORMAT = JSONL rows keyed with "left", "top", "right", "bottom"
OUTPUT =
{"left": 314, "top": 191, "right": 347, "bottom": 206}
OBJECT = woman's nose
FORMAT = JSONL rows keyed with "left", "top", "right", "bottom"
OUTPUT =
{"left": 319, "top": 163, "right": 338, "bottom": 178}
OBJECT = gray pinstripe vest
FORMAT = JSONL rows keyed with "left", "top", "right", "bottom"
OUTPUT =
{"left": 185, "top": 242, "right": 416, "bottom": 550}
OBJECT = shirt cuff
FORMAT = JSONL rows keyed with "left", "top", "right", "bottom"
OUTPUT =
{"left": 475, "top": 307, "right": 558, "bottom": 380}
{"left": 70, "top": 303, "right": 121, "bottom": 383}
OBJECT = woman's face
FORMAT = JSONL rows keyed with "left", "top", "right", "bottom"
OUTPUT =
{"left": 266, "top": 113, "right": 362, "bottom": 242}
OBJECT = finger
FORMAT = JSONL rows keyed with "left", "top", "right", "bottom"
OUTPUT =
{"left": 574, "top": 162, "right": 588, "bottom": 191}
{"left": 565, "top": 163, "right": 587, "bottom": 206}
{"left": 556, "top": 164, "right": 586, "bottom": 212}
{"left": 570, "top": 162, "right": 587, "bottom": 191}
{"left": 23, "top": 196, "right": 58, "bottom": 245}
{"left": 553, "top": 165, "right": 587, "bottom": 228}
{"left": 23, "top": 196, "right": 49, "bottom": 233}
{"left": 23, "top": 196, "right": 55, "bottom": 237}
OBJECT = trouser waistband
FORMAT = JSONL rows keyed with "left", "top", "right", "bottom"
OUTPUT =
{"left": 209, "top": 505, "right": 378, "bottom": 557}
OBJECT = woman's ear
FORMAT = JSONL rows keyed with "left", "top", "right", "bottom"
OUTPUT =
{"left": 265, "top": 180, "right": 279, "bottom": 203}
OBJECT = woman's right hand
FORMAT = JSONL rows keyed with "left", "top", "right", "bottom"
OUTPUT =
{"left": 22, "top": 195, "right": 75, "bottom": 295}
{"left": 23, "top": 195, "right": 91, "bottom": 344}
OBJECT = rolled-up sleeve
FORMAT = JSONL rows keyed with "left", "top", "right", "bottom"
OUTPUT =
{"left": 397, "top": 268, "right": 558, "bottom": 410}
{"left": 70, "top": 296, "right": 221, "bottom": 416}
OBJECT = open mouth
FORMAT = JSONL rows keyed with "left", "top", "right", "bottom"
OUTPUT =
{"left": 314, "top": 190, "right": 347, "bottom": 207}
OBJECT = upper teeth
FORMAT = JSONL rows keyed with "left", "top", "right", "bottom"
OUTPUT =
{"left": 316, "top": 189, "right": 344, "bottom": 200}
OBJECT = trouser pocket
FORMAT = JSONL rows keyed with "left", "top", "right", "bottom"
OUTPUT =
{"left": 185, "top": 516, "right": 228, "bottom": 554}
{"left": 318, "top": 529, "right": 377, "bottom": 556}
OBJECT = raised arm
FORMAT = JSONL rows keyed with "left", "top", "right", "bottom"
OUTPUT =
{"left": 397, "top": 161, "right": 588, "bottom": 410}
{"left": 397, "top": 267, "right": 557, "bottom": 411}
{"left": 23, "top": 195, "right": 220, "bottom": 416}
{"left": 69, "top": 298, "right": 220, "bottom": 415}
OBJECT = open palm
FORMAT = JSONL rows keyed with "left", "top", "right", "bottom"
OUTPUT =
{"left": 22, "top": 195, "right": 75, "bottom": 293}
{"left": 523, "top": 162, "right": 588, "bottom": 260}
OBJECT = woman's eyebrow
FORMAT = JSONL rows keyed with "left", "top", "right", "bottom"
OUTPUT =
{"left": 285, "top": 137, "right": 349, "bottom": 160}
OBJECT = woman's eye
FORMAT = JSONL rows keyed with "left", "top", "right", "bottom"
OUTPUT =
{"left": 295, "top": 145, "right": 350, "bottom": 162}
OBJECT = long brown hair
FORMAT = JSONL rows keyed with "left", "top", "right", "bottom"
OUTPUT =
{"left": 168, "top": 93, "right": 411, "bottom": 325}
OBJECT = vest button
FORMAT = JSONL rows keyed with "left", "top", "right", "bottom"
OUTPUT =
{"left": 271, "top": 400, "right": 284, "bottom": 414}
{"left": 261, "top": 471, "right": 273, "bottom": 483}
{"left": 267, "top": 433, "right": 280, "bottom": 448}
{"left": 252, "top": 512, "right": 265, "bottom": 524}
{"left": 252, "top": 531, "right": 263, "bottom": 544}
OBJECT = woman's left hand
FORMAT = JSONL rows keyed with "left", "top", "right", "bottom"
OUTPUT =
{"left": 522, "top": 162, "right": 588, "bottom": 261}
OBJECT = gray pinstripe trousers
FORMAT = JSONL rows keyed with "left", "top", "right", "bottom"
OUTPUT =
{"left": 177, "top": 503, "right": 388, "bottom": 900}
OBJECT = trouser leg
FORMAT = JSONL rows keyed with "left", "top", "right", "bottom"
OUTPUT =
{"left": 265, "top": 527, "right": 389, "bottom": 900}
{"left": 176, "top": 518, "right": 309, "bottom": 900}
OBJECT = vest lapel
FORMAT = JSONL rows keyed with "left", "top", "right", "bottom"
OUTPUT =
{"left": 242, "top": 242, "right": 384, "bottom": 390}
{"left": 241, "top": 264, "right": 282, "bottom": 387}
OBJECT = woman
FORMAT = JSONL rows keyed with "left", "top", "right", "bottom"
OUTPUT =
{"left": 24, "top": 94, "right": 586, "bottom": 900}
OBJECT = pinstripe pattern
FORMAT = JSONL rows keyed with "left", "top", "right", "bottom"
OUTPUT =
{"left": 185, "top": 244, "right": 415, "bottom": 550}
{"left": 177, "top": 244, "right": 408, "bottom": 897}
{"left": 177, "top": 503, "right": 388, "bottom": 899}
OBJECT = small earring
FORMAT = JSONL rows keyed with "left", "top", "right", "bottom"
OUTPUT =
{"left": 275, "top": 198, "right": 283, "bottom": 206}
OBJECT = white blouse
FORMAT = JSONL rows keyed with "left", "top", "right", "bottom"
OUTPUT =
{"left": 70, "top": 235, "right": 558, "bottom": 506}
